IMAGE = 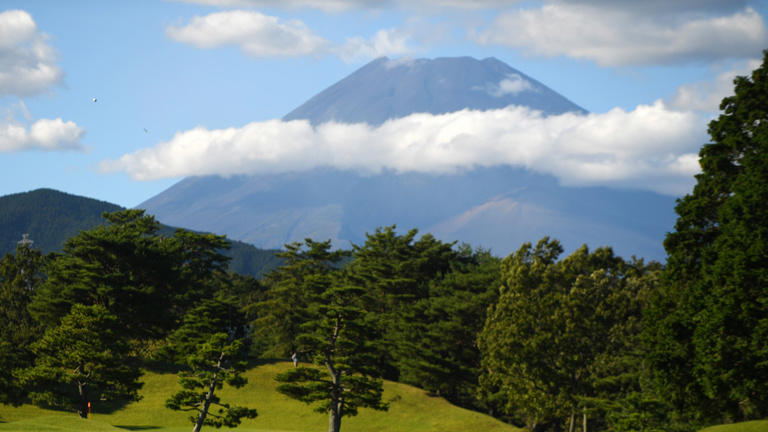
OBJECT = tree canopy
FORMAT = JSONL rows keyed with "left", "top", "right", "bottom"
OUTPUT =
{"left": 274, "top": 240, "right": 387, "bottom": 432}
{"left": 164, "top": 299, "right": 257, "bottom": 432}
{"left": 19, "top": 304, "right": 142, "bottom": 418}
{"left": 29, "top": 209, "right": 230, "bottom": 340}
{"left": 480, "top": 238, "right": 662, "bottom": 432}
{"left": 646, "top": 50, "right": 768, "bottom": 427}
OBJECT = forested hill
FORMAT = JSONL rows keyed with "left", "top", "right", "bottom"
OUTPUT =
{"left": 0, "top": 188, "right": 282, "bottom": 277}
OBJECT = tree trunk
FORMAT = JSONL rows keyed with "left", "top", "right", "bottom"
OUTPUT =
{"left": 327, "top": 314, "right": 342, "bottom": 432}
{"left": 568, "top": 412, "right": 575, "bottom": 432}
{"left": 329, "top": 399, "right": 342, "bottom": 432}
{"left": 77, "top": 381, "right": 88, "bottom": 419}
{"left": 327, "top": 369, "right": 343, "bottom": 432}
{"left": 582, "top": 409, "right": 587, "bottom": 432}
{"left": 193, "top": 351, "right": 223, "bottom": 432}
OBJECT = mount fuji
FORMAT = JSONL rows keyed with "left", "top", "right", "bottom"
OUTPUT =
{"left": 139, "top": 56, "right": 676, "bottom": 261}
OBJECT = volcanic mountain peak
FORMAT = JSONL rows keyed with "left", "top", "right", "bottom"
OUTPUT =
{"left": 283, "top": 56, "right": 586, "bottom": 126}
{"left": 140, "top": 56, "right": 673, "bottom": 261}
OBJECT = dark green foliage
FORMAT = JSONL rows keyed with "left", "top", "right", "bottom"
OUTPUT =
{"left": 275, "top": 266, "right": 387, "bottom": 432}
{"left": 226, "top": 241, "right": 283, "bottom": 278}
{"left": 395, "top": 245, "right": 501, "bottom": 410}
{"left": 646, "top": 50, "right": 768, "bottom": 427}
{"left": 18, "top": 304, "right": 142, "bottom": 418}
{"left": 28, "top": 210, "right": 235, "bottom": 341}
{"left": 346, "top": 227, "right": 457, "bottom": 380}
{"left": 164, "top": 299, "right": 257, "bottom": 432}
{"left": 0, "top": 188, "right": 283, "bottom": 277}
{"left": 251, "top": 239, "right": 350, "bottom": 358}
{"left": 29, "top": 210, "right": 187, "bottom": 339}
{"left": 0, "top": 189, "right": 122, "bottom": 255}
{"left": 0, "top": 241, "right": 45, "bottom": 405}
{"left": 479, "top": 238, "right": 663, "bottom": 431}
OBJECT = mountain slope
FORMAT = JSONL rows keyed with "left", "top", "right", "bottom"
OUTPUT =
{"left": 284, "top": 56, "right": 586, "bottom": 125}
{"left": 141, "top": 56, "right": 675, "bottom": 261}
{"left": 0, "top": 189, "right": 282, "bottom": 277}
{"left": 0, "top": 188, "right": 122, "bottom": 254}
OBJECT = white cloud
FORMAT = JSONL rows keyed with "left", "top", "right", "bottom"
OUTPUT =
{"left": 335, "top": 28, "right": 413, "bottom": 61}
{"left": 480, "top": 73, "right": 536, "bottom": 97}
{"left": 0, "top": 118, "right": 86, "bottom": 152}
{"left": 170, "top": 0, "right": 387, "bottom": 12}
{"left": 473, "top": 4, "right": 768, "bottom": 66}
{"left": 166, "top": 10, "right": 329, "bottom": 57}
{"left": 667, "top": 59, "right": 762, "bottom": 112}
{"left": 102, "top": 102, "right": 704, "bottom": 195}
{"left": 167, "top": 10, "right": 417, "bottom": 61}
{"left": 170, "top": 0, "right": 525, "bottom": 12}
{"left": 0, "top": 9, "right": 62, "bottom": 97}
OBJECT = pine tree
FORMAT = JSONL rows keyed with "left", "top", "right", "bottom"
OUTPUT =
{"left": 164, "top": 299, "right": 257, "bottom": 432}
{"left": 19, "top": 304, "right": 142, "bottom": 418}
{"left": 275, "top": 269, "right": 387, "bottom": 432}
{"left": 29, "top": 210, "right": 230, "bottom": 341}
{"left": 0, "top": 239, "right": 45, "bottom": 405}
{"left": 251, "top": 239, "right": 349, "bottom": 358}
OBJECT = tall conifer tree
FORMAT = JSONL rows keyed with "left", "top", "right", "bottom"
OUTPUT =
{"left": 646, "top": 51, "right": 768, "bottom": 425}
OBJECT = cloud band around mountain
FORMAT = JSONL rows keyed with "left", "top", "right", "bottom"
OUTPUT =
{"left": 101, "top": 102, "right": 705, "bottom": 196}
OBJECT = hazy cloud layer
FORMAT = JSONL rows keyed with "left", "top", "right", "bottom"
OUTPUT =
{"left": 102, "top": 102, "right": 704, "bottom": 195}
{"left": 172, "top": 0, "right": 750, "bottom": 12}
{"left": 0, "top": 9, "right": 62, "bottom": 97}
{"left": 473, "top": 4, "right": 768, "bottom": 66}
{"left": 0, "top": 118, "right": 86, "bottom": 152}
{"left": 335, "top": 28, "right": 413, "bottom": 61}
{"left": 667, "top": 58, "right": 762, "bottom": 112}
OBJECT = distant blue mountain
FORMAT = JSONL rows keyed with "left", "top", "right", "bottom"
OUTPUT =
{"left": 284, "top": 56, "right": 586, "bottom": 125}
{"left": 140, "top": 56, "right": 675, "bottom": 261}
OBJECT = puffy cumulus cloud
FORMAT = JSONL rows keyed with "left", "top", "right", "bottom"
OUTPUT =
{"left": 335, "top": 28, "right": 413, "bottom": 62}
{"left": 102, "top": 102, "right": 704, "bottom": 195}
{"left": 166, "top": 10, "right": 329, "bottom": 57}
{"left": 473, "top": 4, "right": 768, "bottom": 66}
{"left": 167, "top": 10, "right": 416, "bottom": 61}
{"left": 558, "top": 0, "right": 750, "bottom": 14}
{"left": 0, "top": 118, "right": 85, "bottom": 152}
{"left": 0, "top": 9, "right": 62, "bottom": 97}
{"left": 170, "top": 0, "right": 524, "bottom": 11}
{"left": 667, "top": 58, "right": 762, "bottom": 112}
{"left": 170, "top": 0, "right": 388, "bottom": 12}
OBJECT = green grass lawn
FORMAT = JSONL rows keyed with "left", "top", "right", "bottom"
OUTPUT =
{"left": 2, "top": 362, "right": 766, "bottom": 432}
{"left": 700, "top": 420, "right": 768, "bottom": 432}
{"left": 0, "top": 362, "right": 520, "bottom": 432}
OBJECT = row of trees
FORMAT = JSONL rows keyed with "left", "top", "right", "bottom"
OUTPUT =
{"left": 0, "top": 212, "right": 500, "bottom": 432}
{"left": 1, "top": 51, "right": 767, "bottom": 432}
{"left": 0, "top": 210, "right": 259, "bottom": 430}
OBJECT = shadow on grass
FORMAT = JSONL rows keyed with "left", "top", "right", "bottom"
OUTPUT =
{"left": 114, "top": 426, "right": 161, "bottom": 430}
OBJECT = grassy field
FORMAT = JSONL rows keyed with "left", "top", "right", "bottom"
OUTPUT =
{"left": 1, "top": 362, "right": 766, "bottom": 432}
{"left": 700, "top": 420, "right": 768, "bottom": 432}
{"left": 0, "top": 362, "right": 520, "bottom": 432}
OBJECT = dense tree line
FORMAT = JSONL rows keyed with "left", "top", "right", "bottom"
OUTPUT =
{"left": 1, "top": 51, "right": 767, "bottom": 432}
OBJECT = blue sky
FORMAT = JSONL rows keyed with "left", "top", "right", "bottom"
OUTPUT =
{"left": 1, "top": 0, "right": 767, "bottom": 208}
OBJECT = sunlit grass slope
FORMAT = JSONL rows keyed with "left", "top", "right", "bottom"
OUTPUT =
{"left": 0, "top": 362, "right": 520, "bottom": 432}
{"left": 700, "top": 420, "right": 768, "bottom": 432}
